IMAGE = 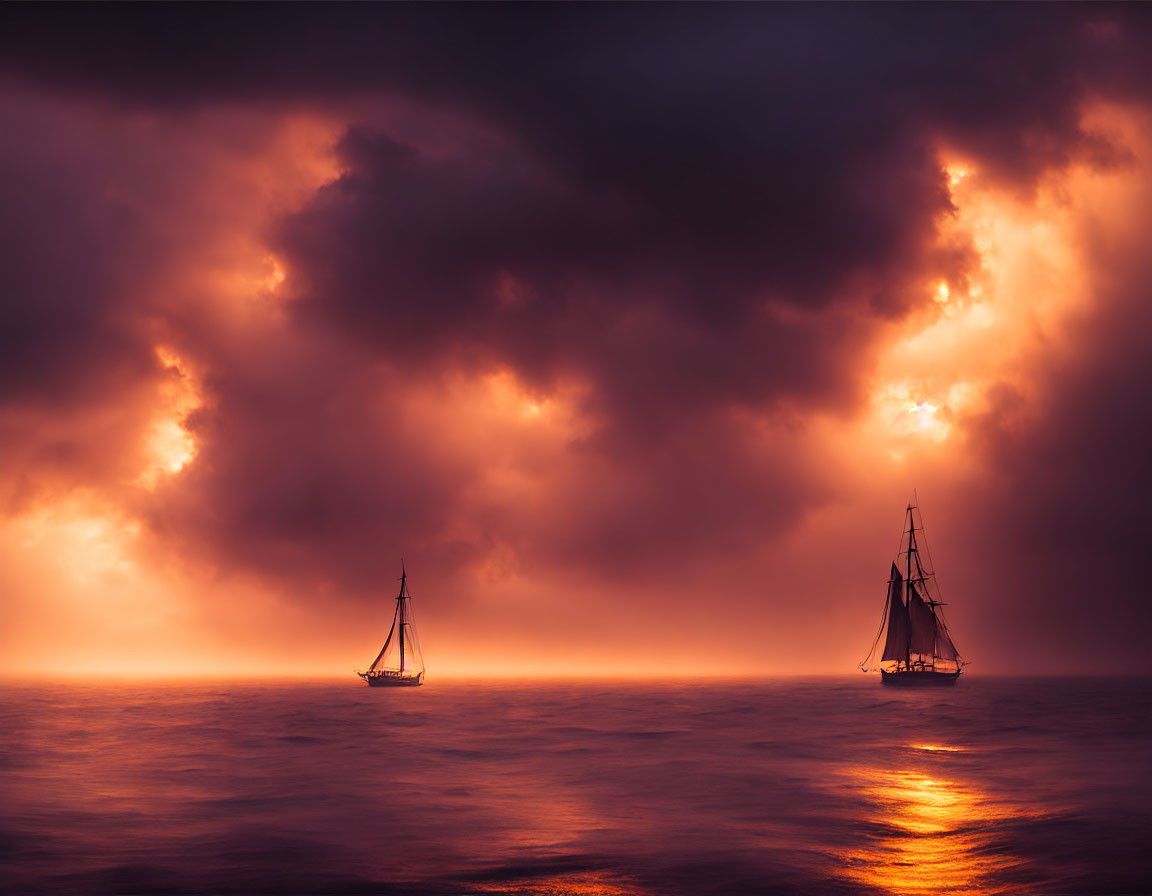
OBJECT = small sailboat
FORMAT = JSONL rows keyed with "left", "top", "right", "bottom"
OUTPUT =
{"left": 860, "top": 500, "right": 965, "bottom": 685}
{"left": 356, "top": 563, "right": 425, "bottom": 687}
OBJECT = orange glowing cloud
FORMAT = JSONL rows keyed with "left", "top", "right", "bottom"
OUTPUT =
{"left": 850, "top": 121, "right": 1134, "bottom": 471}
{"left": 4, "top": 12, "right": 1152, "bottom": 680}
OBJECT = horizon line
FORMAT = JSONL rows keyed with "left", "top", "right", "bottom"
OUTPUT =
{"left": 2, "top": 670, "right": 1148, "bottom": 683}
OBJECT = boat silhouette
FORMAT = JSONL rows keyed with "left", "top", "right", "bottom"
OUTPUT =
{"left": 861, "top": 499, "right": 966, "bottom": 685}
{"left": 356, "top": 563, "right": 425, "bottom": 687}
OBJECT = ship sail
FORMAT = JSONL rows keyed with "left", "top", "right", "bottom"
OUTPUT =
{"left": 934, "top": 624, "right": 959, "bottom": 661}
{"left": 880, "top": 564, "right": 909, "bottom": 662}
{"left": 860, "top": 498, "right": 965, "bottom": 683}
{"left": 907, "top": 584, "right": 937, "bottom": 656}
{"left": 356, "top": 563, "right": 425, "bottom": 687}
{"left": 367, "top": 616, "right": 398, "bottom": 673}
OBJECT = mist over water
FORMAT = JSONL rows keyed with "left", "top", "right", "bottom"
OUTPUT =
{"left": 1, "top": 678, "right": 1148, "bottom": 895}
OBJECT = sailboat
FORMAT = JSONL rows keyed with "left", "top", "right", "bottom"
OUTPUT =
{"left": 356, "top": 563, "right": 425, "bottom": 687}
{"left": 860, "top": 500, "right": 965, "bottom": 685}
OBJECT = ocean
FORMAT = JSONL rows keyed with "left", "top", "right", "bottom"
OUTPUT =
{"left": 1, "top": 678, "right": 1149, "bottom": 895}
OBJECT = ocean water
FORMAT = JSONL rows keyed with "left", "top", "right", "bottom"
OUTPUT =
{"left": 1, "top": 678, "right": 1149, "bottom": 896}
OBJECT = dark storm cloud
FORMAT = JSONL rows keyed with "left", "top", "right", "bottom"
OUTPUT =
{"left": 277, "top": 122, "right": 883, "bottom": 435}
{"left": 150, "top": 336, "right": 477, "bottom": 592}
{"left": 4, "top": 2, "right": 1152, "bottom": 657}
{"left": 0, "top": 94, "right": 181, "bottom": 508}
{"left": 957, "top": 198, "right": 1152, "bottom": 667}
{"left": 248, "top": 3, "right": 1151, "bottom": 453}
{"left": 0, "top": 100, "right": 157, "bottom": 408}
{"left": 4, "top": 5, "right": 1147, "bottom": 416}
{"left": 4, "top": 5, "right": 1127, "bottom": 307}
{"left": 0, "top": 92, "right": 325, "bottom": 511}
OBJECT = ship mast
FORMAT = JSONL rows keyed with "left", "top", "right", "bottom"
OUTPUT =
{"left": 905, "top": 504, "right": 914, "bottom": 670}
{"left": 398, "top": 562, "right": 407, "bottom": 674}
{"left": 906, "top": 501, "right": 945, "bottom": 670}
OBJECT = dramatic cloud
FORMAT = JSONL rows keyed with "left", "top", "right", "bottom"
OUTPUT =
{"left": 1, "top": 5, "right": 1151, "bottom": 675}
{"left": 953, "top": 119, "right": 1152, "bottom": 664}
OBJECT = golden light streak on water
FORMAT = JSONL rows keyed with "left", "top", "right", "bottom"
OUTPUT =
{"left": 470, "top": 870, "right": 645, "bottom": 889}
{"left": 839, "top": 761, "right": 1025, "bottom": 896}
{"left": 472, "top": 870, "right": 645, "bottom": 896}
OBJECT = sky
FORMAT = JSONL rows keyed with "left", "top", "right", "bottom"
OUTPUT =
{"left": 2, "top": 4, "right": 1151, "bottom": 677}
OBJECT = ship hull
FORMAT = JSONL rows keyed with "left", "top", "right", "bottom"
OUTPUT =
{"left": 881, "top": 669, "right": 960, "bottom": 685}
{"left": 358, "top": 674, "right": 424, "bottom": 687}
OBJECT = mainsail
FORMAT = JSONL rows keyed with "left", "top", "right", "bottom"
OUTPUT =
{"left": 367, "top": 615, "right": 399, "bottom": 673}
{"left": 907, "top": 585, "right": 937, "bottom": 656}
{"left": 880, "top": 564, "right": 909, "bottom": 662}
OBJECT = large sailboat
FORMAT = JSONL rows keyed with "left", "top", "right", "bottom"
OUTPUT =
{"left": 860, "top": 501, "right": 965, "bottom": 685}
{"left": 356, "top": 563, "right": 425, "bottom": 687}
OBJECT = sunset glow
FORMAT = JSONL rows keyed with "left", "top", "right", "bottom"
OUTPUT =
{"left": 2, "top": 6, "right": 1151, "bottom": 680}
{"left": 139, "top": 347, "right": 201, "bottom": 486}
{"left": 2, "top": 9, "right": 1150, "bottom": 896}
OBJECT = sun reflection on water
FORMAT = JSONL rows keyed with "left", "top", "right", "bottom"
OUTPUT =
{"left": 840, "top": 749, "right": 1024, "bottom": 896}
{"left": 472, "top": 869, "right": 644, "bottom": 895}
